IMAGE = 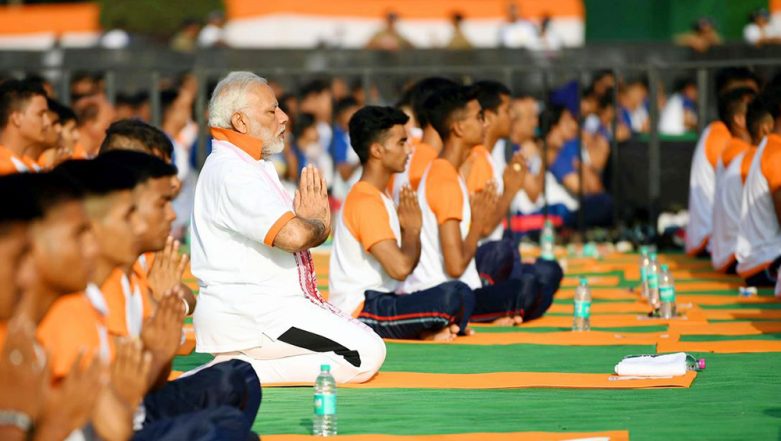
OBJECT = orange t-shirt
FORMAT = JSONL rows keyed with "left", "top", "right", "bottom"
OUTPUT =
{"left": 721, "top": 137, "right": 752, "bottom": 169}
{"left": 37, "top": 292, "right": 112, "bottom": 380}
{"left": 70, "top": 143, "right": 88, "bottom": 160}
{"left": 408, "top": 142, "right": 439, "bottom": 191}
{"left": 426, "top": 159, "right": 465, "bottom": 225}
{"left": 102, "top": 268, "right": 154, "bottom": 337}
{"left": 0, "top": 146, "right": 29, "bottom": 175}
{"left": 705, "top": 121, "right": 732, "bottom": 169}
{"left": 462, "top": 145, "right": 496, "bottom": 195}
{"left": 342, "top": 182, "right": 397, "bottom": 252}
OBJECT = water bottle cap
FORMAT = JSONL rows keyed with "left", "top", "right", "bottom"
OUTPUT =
{"left": 579, "top": 277, "right": 588, "bottom": 286}
{"left": 697, "top": 358, "right": 706, "bottom": 370}
{"left": 320, "top": 364, "right": 331, "bottom": 372}
{"left": 650, "top": 252, "right": 658, "bottom": 260}
{"left": 640, "top": 246, "right": 648, "bottom": 255}
{"left": 661, "top": 264, "right": 669, "bottom": 272}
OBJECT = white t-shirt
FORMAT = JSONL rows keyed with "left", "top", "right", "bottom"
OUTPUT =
{"left": 711, "top": 150, "right": 749, "bottom": 271}
{"left": 329, "top": 182, "right": 401, "bottom": 315}
{"left": 736, "top": 135, "right": 781, "bottom": 277}
{"left": 744, "top": 22, "right": 780, "bottom": 44}
{"left": 190, "top": 136, "right": 340, "bottom": 352}
{"left": 198, "top": 24, "right": 224, "bottom": 47}
{"left": 686, "top": 121, "right": 731, "bottom": 255}
{"left": 401, "top": 159, "right": 481, "bottom": 293}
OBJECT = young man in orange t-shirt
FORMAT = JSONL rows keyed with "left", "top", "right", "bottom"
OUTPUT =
{"left": 401, "top": 85, "right": 553, "bottom": 324}
{"left": 461, "top": 81, "right": 562, "bottom": 318}
{"left": 389, "top": 77, "right": 457, "bottom": 200}
{"left": 329, "top": 106, "right": 475, "bottom": 341}
{"left": 40, "top": 157, "right": 259, "bottom": 440}
{"left": 2, "top": 171, "right": 147, "bottom": 441}
{"left": 0, "top": 80, "right": 51, "bottom": 174}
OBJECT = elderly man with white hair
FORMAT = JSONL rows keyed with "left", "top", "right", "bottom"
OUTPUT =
{"left": 191, "top": 71, "right": 386, "bottom": 384}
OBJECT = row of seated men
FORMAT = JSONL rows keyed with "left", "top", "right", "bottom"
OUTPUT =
{"left": 0, "top": 80, "right": 260, "bottom": 440}
{"left": 686, "top": 68, "right": 781, "bottom": 292}
{"left": 188, "top": 72, "right": 563, "bottom": 385}
{"left": 0, "top": 73, "right": 565, "bottom": 439}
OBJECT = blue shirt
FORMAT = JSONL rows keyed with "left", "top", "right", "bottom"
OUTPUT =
{"left": 329, "top": 125, "right": 351, "bottom": 165}
{"left": 550, "top": 139, "right": 580, "bottom": 183}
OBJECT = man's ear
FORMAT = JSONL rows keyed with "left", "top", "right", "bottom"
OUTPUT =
{"left": 483, "top": 110, "right": 497, "bottom": 127}
{"left": 369, "top": 141, "right": 383, "bottom": 161}
{"left": 734, "top": 113, "right": 747, "bottom": 131}
{"left": 450, "top": 119, "right": 463, "bottom": 139}
{"left": 9, "top": 110, "right": 22, "bottom": 128}
{"left": 230, "top": 112, "right": 247, "bottom": 134}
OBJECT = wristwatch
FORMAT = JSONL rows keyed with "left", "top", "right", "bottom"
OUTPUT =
{"left": 0, "top": 410, "right": 32, "bottom": 433}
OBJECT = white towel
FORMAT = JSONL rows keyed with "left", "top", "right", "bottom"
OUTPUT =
{"left": 614, "top": 352, "right": 687, "bottom": 377}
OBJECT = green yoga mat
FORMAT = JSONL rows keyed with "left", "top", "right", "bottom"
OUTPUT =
{"left": 172, "top": 253, "right": 781, "bottom": 440}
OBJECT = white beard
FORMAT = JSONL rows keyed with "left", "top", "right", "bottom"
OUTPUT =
{"left": 262, "top": 137, "right": 285, "bottom": 156}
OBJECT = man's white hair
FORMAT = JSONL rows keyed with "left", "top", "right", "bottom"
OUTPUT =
{"left": 208, "top": 71, "right": 268, "bottom": 128}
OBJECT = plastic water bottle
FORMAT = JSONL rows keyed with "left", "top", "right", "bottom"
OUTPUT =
{"left": 572, "top": 277, "right": 591, "bottom": 331}
{"left": 313, "top": 364, "right": 337, "bottom": 436}
{"left": 686, "top": 354, "right": 706, "bottom": 371}
{"left": 621, "top": 353, "right": 706, "bottom": 371}
{"left": 639, "top": 246, "right": 651, "bottom": 300}
{"left": 658, "top": 264, "right": 677, "bottom": 319}
{"left": 646, "top": 252, "right": 661, "bottom": 308}
{"left": 540, "top": 219, "right": 555, "bottom": 260}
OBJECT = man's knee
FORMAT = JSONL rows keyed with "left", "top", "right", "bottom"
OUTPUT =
{"left": 436, "top": 281, "right": 473, "bottom": 316}
{"left": 534, "top": 259, "right": 564, "bottom": 289}
{"left": 337, "top": 331, "right": 386, "bottom": 384}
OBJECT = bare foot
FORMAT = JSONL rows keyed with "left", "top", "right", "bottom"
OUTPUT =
{"left": 421, "top": 326, "right": 457, "bottom": 342}
{"left": 491, "top": 316, "right": 515, "bottom": 326}
{"left": 512, "top": 315, "right": 524, "bottom": 326}
{"left": 462, "top": 327, "right": 476, "bottom": 336}
{"left": 449, "top": 324, "right": 461, "bottom": 335}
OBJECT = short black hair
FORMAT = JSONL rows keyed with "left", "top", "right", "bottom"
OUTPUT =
{"left": 98, "top": 150, "right": 178, "bottom": 185}
{"left": 540, "top": 104, "right": 570, "bottom": 137}
{"left": 673, "top": 77, "right": 697, "bottom": 93}
{"left": 54, "top": 159, "right": 138, "bottom": 196}
{"left": 410, "top": 77, "right": 458, "bottom": 129}
{"left": 27, "top": 170, "right": 85, "bottom": 214}
{"left": 0, "top": 79, "right": 47, "bottom": 128}
{"left": 597, "top": 88, "right": 615, "bottom": 111}
{"left": 0, "top": 173, "right": 43, "bottom": 225}
{"left": 160, "top": 88, "right": 179, "bottom": 117}
{"left": 746, "top": 96, "right": 773, "bottom": 140}
{"left": 762, "top": 87, "right": 781, "bottom": 121}
{"left": 473, "top": 80, "right": 511, "bottom": 113}
{"left": 715, "top": 67, "right": 760, "bottom": 95}
{"left": 334, "top": 97, "right": 359, "bottom": 118}
{"left": 718, "top": 87, "right": 756, "bottom": 128}
{"left": 299, "top": 79, "right": 330, "bottom": 100}
{"left": 293, "top": 113, "right": 317, "bottom": 139}
{"left": 348, "top": 106, "right": 409, "bottom": 164}
{"left": 46, "top": 98, "right": 77, "bottom": 125}
{"left": 99, "top": 119, "right": 174, "bottom": 159}
{"left": 426, "top": 85, "right": 478, "bottom": 142}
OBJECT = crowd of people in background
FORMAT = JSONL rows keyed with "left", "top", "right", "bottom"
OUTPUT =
{"left": 90, "top": 6, "right": 781, "bottom": 53}
{"left": 0, "top": 65, "right": 722, "bottom": 241}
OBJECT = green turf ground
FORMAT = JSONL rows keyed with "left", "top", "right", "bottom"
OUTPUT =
{"left": 175, "top": 256, "right": 781, "bottom": 440}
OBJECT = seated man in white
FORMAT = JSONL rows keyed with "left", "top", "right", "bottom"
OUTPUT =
{"left": 190, "top": 72, "right": 386, "bottom": 384}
